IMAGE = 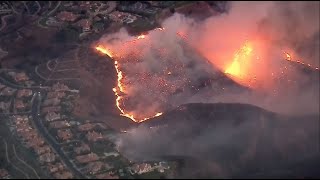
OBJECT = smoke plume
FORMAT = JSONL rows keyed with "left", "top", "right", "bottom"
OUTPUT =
{"left": 97, "top": 2, "right": 319, "bottom": 177}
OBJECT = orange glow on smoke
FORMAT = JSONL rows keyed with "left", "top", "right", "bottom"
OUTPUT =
{"left": 95, "top": 28, "right": 319, "bottom": 122}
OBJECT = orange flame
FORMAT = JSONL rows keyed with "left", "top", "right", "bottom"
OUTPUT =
{"left": 284, "top": 51, "right": 291, "bottom": 61}
{"left": 137, "top": 35, "right": 146, "bottom": 39}
{"left": 225, "top": 41, "right": 253, "bottom": 79}
{"left": 95, "top": 45, "right": 113, "bottom": 57}
{"left": 95, "top": 44, "right": 163, "bottom": 122}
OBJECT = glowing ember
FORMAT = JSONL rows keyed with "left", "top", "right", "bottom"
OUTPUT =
{"left": 284, "top": 51, "right": 291, "bottom": 61}
{"left": 95, "top": 45, "right": 113, "bottom": 57}
{"left": 137, "top": 35, "right": 146, "bottom": 39}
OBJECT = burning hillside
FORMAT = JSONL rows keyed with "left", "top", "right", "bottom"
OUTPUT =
{"left": 95, "top": 2, "right": 319, "bottom": 122}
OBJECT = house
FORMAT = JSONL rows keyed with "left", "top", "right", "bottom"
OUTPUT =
{"left": 43, "top": 98, "right": 61, "bottom": 107}
{"left": 47, "top": 91, "right": 66, "bottom": 99}
{"left": 0, "top": 87, "right": 16, "bottom": 96}
{"left": 26, "top": 136, "right": 45, "bottom": 149}
{"left": 57, "top": 129, "right": 73, "bottom": 141}
{"left": 47, "top": 163, "right": 64, "bottom": 174}
{"left": 53, "top": 170, "right": 73, "bottom": 179}
{"left": 103, "top": 152, "right": 119, "bottom": 158}
{"left": 0, "top": 101, "right": 10, "bottom": 112}
{"left": 17, "top": 89, "right": 33, "bottom": 98}
{"left": 74, "top": 143, "right": 91, "bottom": 155}
{"left": 86, "top": 131, "right": 104, "bottom": 142}
{"left": 84, "top": 161, "right": 104, "bottom": 175}
{"left": 130, "top": 163, "right": 153, "bottom": 175}
{"left": 35, "top": 145, "right": 51, "bottom": 156}
{"left": 52, "top": 83, "right": 70, "bottom": 91}
{"left": 49, "top": 120, "right": 71, "bottom": 129}
{"left": 78, "top": 123, "right": 96, "bottom": 132}
{"left": 39, "top": 153, "right": 56, "bottom": 163}
{"left": 41, "top": 106, "right": 61, "bottom": 115}
{"left": 76, "top": 19, "right": 92, "bottom": 32}
{"left": 75, "top": 153, "right": 99, "bottom": 164}
{"left": 15, "top": 100, "right": 26, "bottom": 110}
{"left": 45, "top": 112, "right": 61, "bottom": 122}
{"left": 56, "top": 11, "right": 78, "bottom": 22}
{"left": 0, "top": 169, "right": 10, "bottom": 179}
{"left": 14, "top": 72, "right": 29, "bottom": 82}
{"left": 0, "top": 83, "right": 5, "bottom": 89}
{"left": 96, "top": 172, "right": 119, "bottom": 179}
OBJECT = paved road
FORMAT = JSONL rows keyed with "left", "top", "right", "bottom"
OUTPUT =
{"left": 47, "top": 1, "right": 61, "bottom": 16}
{"left": 31, "top": 93, "right": 86, "bottom": 179}
{"left": 0, "top": 14, "right": 12, "bottom": 31}
{"left": 0, "top": 76, "right": 48, "bottom": 90}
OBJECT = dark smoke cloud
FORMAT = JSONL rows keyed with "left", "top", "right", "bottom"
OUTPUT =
{"left": 115, "top": 104, "right": 319, "bottom": 178}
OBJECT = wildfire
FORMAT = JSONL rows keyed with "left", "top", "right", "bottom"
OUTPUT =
{"left": 137, "top": 35, "right": 146, "bottom": 39}
{"left": 283, "top": 51, "right": 319, "bottom": 71}
{"left": 95, "top": 35, "right": 164, "bottom": 122}
{"left": 284, "top": 51, "right": 291, "bottom": 61}
{"left": 95, "top": 27, "right": 319, "bottom": 123}
{"left": 225, "top": 41, "right": 253, "bottom": 79}
{"left": 95, "top": 45, "right": 113, "bottom": 58}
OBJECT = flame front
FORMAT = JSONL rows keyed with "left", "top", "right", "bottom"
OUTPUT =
{"left": 95, "top": 28, "right": 319, "bottom": 123}
{"left": 95, "top": 38, "right": 164, "bottom": 122}
{"left": 95, "top": 45, "right": 113, "bottom": 58}
{"left": 225, "top": 41, "right": 253, "bottom": 79}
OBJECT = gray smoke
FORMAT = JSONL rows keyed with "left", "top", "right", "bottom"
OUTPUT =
{"left": 97, "top": 1, "right": 320, "bottom": 177}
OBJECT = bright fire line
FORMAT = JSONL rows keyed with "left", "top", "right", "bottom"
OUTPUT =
{"left": 95, "top": 40, "right": 164, "bottom": 122}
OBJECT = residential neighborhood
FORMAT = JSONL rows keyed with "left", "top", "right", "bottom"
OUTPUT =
{"left": 0, "top": 67, "right": 173, "bottom": 179}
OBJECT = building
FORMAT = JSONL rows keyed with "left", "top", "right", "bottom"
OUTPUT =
{"left": 0, "top": 101, "right": 10, "bottom": 113}
{"left": 52, "top": 170, "right": 73, "bottom": 179}
{"left": 57, "top": 129, "right": 73, "bottom": 141}
{"left": 49, "top": 120, "right": 71, "bottom": 129}
{"left": 96, "top": 172, "right": 119, "bottom": 179}
{"left": 17, "top": 89, "right": 33, "bottom": 98}
{"left": 103, "top": 152, "right": 119, "bottom": 158}
{"left": 26, "top": 136, "right": 45, "bottom": 149}
{"left": 84, "top": 161, "right": 104, "bottom": 175}
{"left": 41, "top": 106, "right": 61, "bottom": 115}
{"left": 43, "top": 98, "right": 61, "bottom": 107}
{"left": 74, "top": 143, "right": 91, "bottom": 155}
{"left": 47, "top": 162, "right": 65, "bottom": 174}
{"left": 76, "top": 19, "right": 92, "bottom": 32}
{"left": 86, "top": 131, "right": 104, "bottom": 142}
{"left": 47, "top": 91, "right": 66, "bottom": 99}
{"left": 130, "top": 163, "right": 153, "bottom": 175}
{"left": 15, "top": 100, "right": 26, "bottom": 110}
{"left": 14, "top": 72, "right": 29, "bottom": 82}
{"left": 45, "top": 112, "right": 61, "bottom": 122}
{"left": 35, "top": 145, "right": 51, "bottom": 156}
{"left": 52, "top": 83, "right": 70, "bottom": 91}
{"left": 0, "top": 83, "right": 6, "bottom": 89}
{"left": 0, "top": 87, "right": 16, "bottom": 96}
{"left": 75, "top": 153, "right": 99, "bottom": 164}
{"left": 56, "top": 11, "right": 78, "bottom": 22}
{"left": 0, "top": 169, "right": 10, "bottom": 179}
{"left": 39, "top": 153, "right": 56, "bottom": 163}
{"left": 78, "top": 123, "right": 96, "bottom": 132}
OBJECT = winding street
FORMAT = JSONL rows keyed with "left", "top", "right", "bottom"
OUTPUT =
{"left": 0, "top": 14, "right": 12, "bottom": 31}
{"left": 30, "top": 93, "right": 86, "bottom": 179}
